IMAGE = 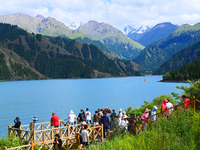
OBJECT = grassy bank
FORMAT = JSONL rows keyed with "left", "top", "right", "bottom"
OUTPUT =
{"left": 88, "top": 110, "right": 200, "bottom": 150}
{"left": 0, "top": 135, "right": 24, "bottom": 149}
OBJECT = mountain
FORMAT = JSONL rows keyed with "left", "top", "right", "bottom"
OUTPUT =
{"left": 0, "top": 23, "right": 142, "bottom": 80}
{"left": 0, "top": 13, "right": 72, "bottom": 37}
{"left": 0, "top": 13, "right": 143, "bottom": 60}
{"left": 154, "top": 40, "right": 200, "bottom": 75}
{"left": 127, "top": 22, "right": 178, "bottom": 46}
{"left": 74, "top": 20, "right": 145, "bottom": 60}
{"left": 133, "top": 23, "right": 200, "bottom": 71}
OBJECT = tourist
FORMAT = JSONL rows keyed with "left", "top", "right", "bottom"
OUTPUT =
{"left": 106, "top": 110, "right": 111, "bottom": 122}
{"left": 79, "top": 124, "right": 84, "bottom": 150}
{"left": 111, "top": 109, "right": 116, "bottom": 121}
{"left": 51, "top": 112, "right": 59, "bottom": 128}
{"left": 13, "top": 117, "right": 21, "bottom": 129}
{"left": 151, "top": 106, "right": 158, "bottom": 121}
{"left": 53, "top": 134, "right": 62, "bottom": 150}
{"left": 110, "top": 116, "right": 119, "bottom": 131}
{"left": 78, "top": 109, "right": 85, "bottom": 124}
{"left": 120, "top": 115, "right": 129, "bottom": 131}
{"left": 166, "top": 99, "right": 174, "bottom": 115}
{"left": 93, "top": 111, "right": 100, "bottom": 125}
{"left": 128, "top": 114, "right": 136, "bottom": 133}
{"left": 68, "top": 110, "right": 77, "bottom": 125}
{"left": 80, "top": 125, "right": 89, "bottom": 149}
{"left": 122, "top": 110, "right": 127, "bottom": 118}
{"left": 85, "top": 108, "right": 92, "bottom": 124}
{"left": 106, "top": 107, "right": 111, "bottom": 114}
{"left": 12, "top": 117, "right": 21, "bottom": 135}
{"left": 98, "top": 109, "right": 103, "bottom": 118}
{"left": 141, "top": 108, "right": 150, "bottom": 130}
{"left": 161, "top": 99, "right": 168, "bottom": 117}
{"left": 182, "top": 95, "right": 191, "bottom": 109}
{"left": 118, "top": 108, "right": 123, "bottom": 125}
{"left": 100, "top": 112, "right": 110, "bottom": 138}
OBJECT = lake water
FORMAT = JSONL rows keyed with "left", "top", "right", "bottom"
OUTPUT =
{"left": 0, "top": 76, "right": 187, "bottom": 137}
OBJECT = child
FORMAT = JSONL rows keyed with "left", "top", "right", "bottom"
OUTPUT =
{"left": 80, "top": 125, "right": 89, "bottom": 149}
{"left": 53, "top": 134, "right": 62, "bottom": 150}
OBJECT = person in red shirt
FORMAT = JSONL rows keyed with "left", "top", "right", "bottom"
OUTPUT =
{"left": 51, "top": 112, "right": 59, "bottom": 127}
{"left": 161, "top": 99, "right": 169, "bottom": 117}
{"left": 182, "top": 95, "right": 191, "bottom": 109}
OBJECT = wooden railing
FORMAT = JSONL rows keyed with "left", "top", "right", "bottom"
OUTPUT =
{"left": 5, "top": 123, "right": 104, "bottom": 150}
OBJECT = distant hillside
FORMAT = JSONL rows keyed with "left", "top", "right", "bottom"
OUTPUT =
{"left": 74, "top": 20, "right": 145, "bottom": 60}
{"left": 0, "top": 47, "right": 43, "bottom": 80}
{"left": 0, "top": 23, "right": 142, "bottom": 80}
{"left": 133, "top": 23, "right": 200, "bottom": 71}
{"left": 154, "top": 40, "right": 200, "bottom": 75}
{"left": 137, "top": 22, "right": 178, "bottom": 46}
{"left": 126, "top": 22, "right": 178, "bottom": 46}
{"left": 0, "top": 13, "right": 72, "bottom": 37}
{"left": 162, "top": 60, "right": 200, "bottom": 81}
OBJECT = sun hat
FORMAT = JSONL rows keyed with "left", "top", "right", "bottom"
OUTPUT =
{"left": 145, "top": 108, "right": 150, "bottom": 112}
{"left": 123, "top": 115, "right": 128, "bottom": 119}
{"left": 69, "top": 110, "right": 74, "bottom": 114}
{"left": 15, "top": 117, "right": 20, "bottom": 121}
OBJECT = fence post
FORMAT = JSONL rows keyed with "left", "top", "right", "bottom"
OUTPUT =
{"left": 192, "top": 96, "right": 196, "bottom": 111}
{"left": 51, "top": 126, "right": 54, "bottom": 141}
{"left": 67, "top": 124, "right": 70, "bottom": 136}
{"left": 92, "top": 127, "right": 95, "bottom": 140}
{"left": 33, "top": 129, "right": 36, "bottom": 143}
{"left": 31, "top": 142, "right": 34, "bottom": 150}
{"left": 8, "top": 125, "right": 12, "bottom": 138}
{"left": 76, "top": 132, "right": 80, "bottom": 149}
{"left": 101, "top": 124, "right": 103, "bottom": 141}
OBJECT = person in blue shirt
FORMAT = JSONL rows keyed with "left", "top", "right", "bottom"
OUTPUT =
{"left": 100, "top": 112, "right": 110, "bottom": 138}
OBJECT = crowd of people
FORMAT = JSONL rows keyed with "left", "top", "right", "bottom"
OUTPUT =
{"left": 12, "top": 95, "right": 191, "bottom": 150}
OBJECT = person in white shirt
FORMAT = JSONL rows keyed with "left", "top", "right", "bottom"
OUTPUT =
{"left": 85, "top": 108, "right": 92, "bottom": 124}
{"left": 68, "top": 110, "right": 77, "bottom": 125}
{"left": 118, "top": 108, "right": 123, "bottom": 125}
{"left": 120, "top": 115, "right": 129, "bottom": 131}
{"left": 79, "top": 124, "right": 89, "bottom": 150}
{"left": 166, "top": 99, "right": 174, "bottom": 115}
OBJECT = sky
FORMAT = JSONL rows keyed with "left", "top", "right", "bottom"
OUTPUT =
{"left": 0, "top": 0, "right": 200, "bottom": 30}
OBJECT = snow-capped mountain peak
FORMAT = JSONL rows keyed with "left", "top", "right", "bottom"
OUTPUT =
{"left": 69, "top": 22, "right": 85, "bottom": 30}
{"left": 124, "top": 25, "right": 151, "bottom": 35}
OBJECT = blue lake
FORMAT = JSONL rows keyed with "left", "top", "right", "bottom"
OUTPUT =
{"left": 0, "top": 76, "right": 187, "bottom": 137}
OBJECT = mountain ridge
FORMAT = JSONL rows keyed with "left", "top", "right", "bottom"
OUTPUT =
{"left": 0, "top": 23, "right": 142, "bottom": 80}
{"left": 74, "top": 20, "right": 145, "bottom": 60}
{"left": 133, "top": 23, "right": 200, "bottom": 71}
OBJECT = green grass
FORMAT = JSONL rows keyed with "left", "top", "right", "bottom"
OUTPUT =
{"left": 0, "top": 135, "right": 24, "bottom": 149}
{"left": 68, "top": 33, "right": 91, "bottom": 39}
{"left": 88, "top": 110, "right": 200, "bottom": 150}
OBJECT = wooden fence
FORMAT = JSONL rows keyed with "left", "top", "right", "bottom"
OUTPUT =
{"left": 6, "top": 119, "right": 104, "bottom": 150}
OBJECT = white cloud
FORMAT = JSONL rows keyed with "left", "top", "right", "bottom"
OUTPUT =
{"left": 0, "top": 0, "right": 200, "bottom": 30}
